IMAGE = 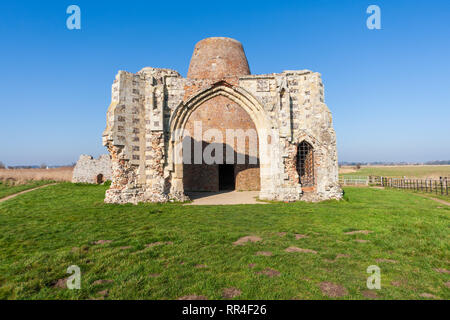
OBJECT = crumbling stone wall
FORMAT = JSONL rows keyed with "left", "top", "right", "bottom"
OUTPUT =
{"left": 102, "top": 37, "right": 342, "bottom": 204}
{"left": 72, "top": 154, "right": 112, "bottom": 184}
{"left": 238, "top": 70, "right": 342, "bottom": 201}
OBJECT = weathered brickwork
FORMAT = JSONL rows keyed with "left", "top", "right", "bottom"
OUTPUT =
{"left": 183, "top": 95, "right": 260, "bottom": 192}
{"left": 103, "top": 37, "right": 342, "bottom": 203}
{"left": 72, "top": 154, "right": 112, "bottom": 184}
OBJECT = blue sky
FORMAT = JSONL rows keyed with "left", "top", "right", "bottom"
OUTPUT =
{"left": 0, "top": 0, "right": 449, "bottom": 165}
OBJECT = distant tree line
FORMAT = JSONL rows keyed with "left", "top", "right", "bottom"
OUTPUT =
{"left": 0, "top": 163, "right": 76, "bottom": 169}
{"left": 425, "top": 160, "right": 450, "bottom": 165}
{"left": 3, "top": 165, "right": 41, "bottom": 169}
{"left": 339, "top": 160, "right": 450, "bottom": 166}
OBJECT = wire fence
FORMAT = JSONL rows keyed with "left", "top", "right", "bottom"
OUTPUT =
{"left": 339, "top": 176, "right": 368, "bottom": 186}
{"left": 339, "top": 175, "right": 449, "bottom": 196}
{"left": 338, "top": 176, "right": 381, "bottom": 186}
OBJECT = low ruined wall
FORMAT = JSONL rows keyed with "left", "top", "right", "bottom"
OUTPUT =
{"left": 72, "top": 154, "right": 112, "bottom": 184}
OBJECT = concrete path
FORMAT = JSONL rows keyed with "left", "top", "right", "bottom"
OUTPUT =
{"left": 0, "top": 183, "right": 57, "bottom": 203}
{"left": 184, "top": 191, "right": 267, "bottom": 205}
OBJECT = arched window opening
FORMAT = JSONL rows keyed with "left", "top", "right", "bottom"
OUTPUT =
{"left": 297, "top": 141, "right": 314, "bottom": 187}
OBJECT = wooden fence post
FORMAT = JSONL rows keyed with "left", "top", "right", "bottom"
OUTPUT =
{"left": 446, "top": 177, "right": 448, "bottom": 196}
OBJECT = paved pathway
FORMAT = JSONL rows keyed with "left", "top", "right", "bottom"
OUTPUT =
{"left": 184, "top": 191, "right": 267, "bottom": 205}
{"left": 0, "top": 183, "right": 57, "bottom": 203}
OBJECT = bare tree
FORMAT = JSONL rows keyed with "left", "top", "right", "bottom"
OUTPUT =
{"left": 40, "top": 163, "right": 47, "bottom": 169}
{"left": 0, "top": 161, "right": 5, "bottom": 169}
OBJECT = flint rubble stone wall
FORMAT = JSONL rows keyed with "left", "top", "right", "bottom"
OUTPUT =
{"left": 72, "top": 154, "right": 112, "bottom": 184}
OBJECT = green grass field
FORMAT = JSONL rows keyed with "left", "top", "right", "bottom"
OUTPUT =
{"left": 387, "top": 188, "right": 450, "bottom": 202}
{"left": 340, "top": 165, "right": 450, "bottom": 178}
{"left": 0, "top": 183, "right": 448, "bottom": 300}
{"left": 0, "top": 180, "right": 54, "bottom": 199}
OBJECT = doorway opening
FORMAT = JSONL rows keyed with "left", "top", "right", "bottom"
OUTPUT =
{"left": 219, "top": 164, "right": 235, "bottom": 190}
{"left": 96, "top": 174, "right": 104, "bottom": 184}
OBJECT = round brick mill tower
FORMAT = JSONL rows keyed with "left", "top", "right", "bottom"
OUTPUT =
{"left": 182, "top": 37, "right": 260, "bottom": 192}
{"left": 187, "top": 37, "right": 250, "bottom": 80}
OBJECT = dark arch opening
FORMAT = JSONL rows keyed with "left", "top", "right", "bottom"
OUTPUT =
{"left": 96, "top": 174, "right": 104, "bottom": 184}
{"left": 297, "top": 141, "right": 314, "bottom": 187}
{"left": 181, "top": 95, "right": 260, "bottom": 192}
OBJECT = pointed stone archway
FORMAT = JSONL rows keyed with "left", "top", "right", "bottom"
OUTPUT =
{"left": 168, "top": 82, "right": 279, "bottom": 200}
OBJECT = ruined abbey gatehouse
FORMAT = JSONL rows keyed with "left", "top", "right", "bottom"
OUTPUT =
{"left": 102, "top": 37, "right": 342, "bottom": 204}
